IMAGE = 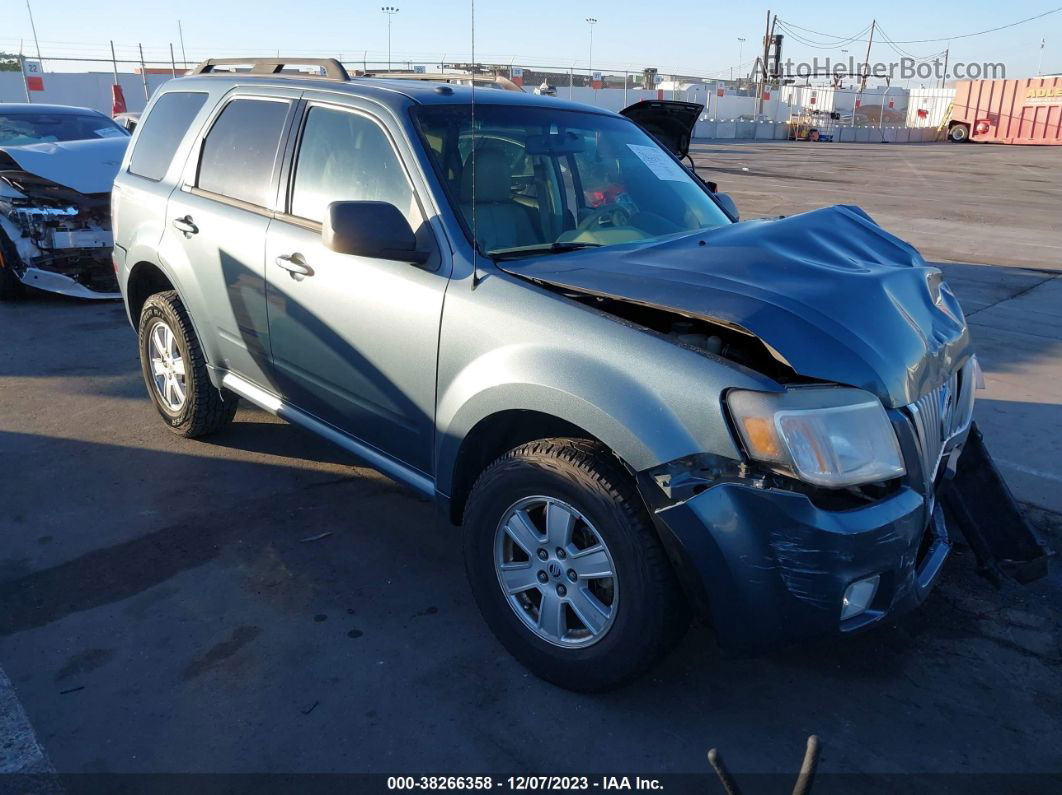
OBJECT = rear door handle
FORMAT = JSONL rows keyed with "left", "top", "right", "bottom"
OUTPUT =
{"left": 172, "top": 216, "right": 198, "bottom": 235}
{"left": 274, "top": 253, "right": 314, "bottom": 277}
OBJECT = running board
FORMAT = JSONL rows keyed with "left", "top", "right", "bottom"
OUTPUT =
{"left": 220, "top": 372, "right": 434, "bottom": 497}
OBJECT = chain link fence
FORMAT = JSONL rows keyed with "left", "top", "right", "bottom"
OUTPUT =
{"left": 0, "top": 49, "right": 957, "bottom": 142}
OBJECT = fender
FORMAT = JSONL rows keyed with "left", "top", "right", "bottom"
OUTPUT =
{"left": 434, "top": 339, "right": 774, "bottom": 498}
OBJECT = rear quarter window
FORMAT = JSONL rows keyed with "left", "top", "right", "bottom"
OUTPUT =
{"left": 196, "top": 98, "right": 291, "bottom": 207}
{"left": 128, "top": 91, "right": 208, "bottom": 181}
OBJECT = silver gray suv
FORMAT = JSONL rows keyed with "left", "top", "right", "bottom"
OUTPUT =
{"left": 112, "top": 58, "right": 1044, "bottom": 691}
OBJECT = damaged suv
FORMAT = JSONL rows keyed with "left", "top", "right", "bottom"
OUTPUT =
{"left": 113, "top": 59, "right": 1047, "bottom": 691}
{"left": 0, "top": 104, "right": 129, "bottom": 300}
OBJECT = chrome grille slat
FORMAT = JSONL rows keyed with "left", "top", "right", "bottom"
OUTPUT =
{"left": 906, "top": 364, "right": 975, "bottom": 489}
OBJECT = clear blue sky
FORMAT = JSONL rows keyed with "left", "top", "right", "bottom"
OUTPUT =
{"left": 2, "top": 0, "right": 1059, "bottom": 81}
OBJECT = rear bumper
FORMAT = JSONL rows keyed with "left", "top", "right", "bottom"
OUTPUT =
{"left": 646, "top": 481, "right": 947, "bottom": 654}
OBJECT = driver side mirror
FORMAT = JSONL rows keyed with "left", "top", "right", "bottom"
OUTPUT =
{"left": 715, "top": 193, "right": 739, "bottom": 221}
{"left": 323, "top": 201, "right": 429, "bottom": 265}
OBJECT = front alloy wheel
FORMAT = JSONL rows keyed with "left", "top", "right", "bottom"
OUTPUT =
{"left": 464, "top": 438, "right": 689, "bottom": 691}
{"left": 495, "top": 496, "right": 619, "bottom": 647}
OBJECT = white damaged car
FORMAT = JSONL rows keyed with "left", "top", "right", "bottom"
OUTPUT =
{"left": 0, "top": 104, "right": 129, "bottom": 300}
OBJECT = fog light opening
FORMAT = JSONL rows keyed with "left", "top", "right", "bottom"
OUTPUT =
{"left": 841, "top": 575, "right": 880, "bottom": 621}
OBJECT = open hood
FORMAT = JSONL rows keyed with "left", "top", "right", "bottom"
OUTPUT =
{"left": 0, "top": 137, "right": 128, "bottom": 194}
{"left": 497, "top": 205, "right": 972, "bottom": 408}
{"left": 620, "top": 100, "right": 702, "bottom": 159}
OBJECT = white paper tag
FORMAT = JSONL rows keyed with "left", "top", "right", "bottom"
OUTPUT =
{"left": 626, "top": 143, "right": 687, "bottom": 182}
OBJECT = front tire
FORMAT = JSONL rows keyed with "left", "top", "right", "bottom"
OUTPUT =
{"left": 138, "top": 290, "right": 238, "bottom": 437}
{"left": 463, "top": 438, "right": 689, "bottom": 691}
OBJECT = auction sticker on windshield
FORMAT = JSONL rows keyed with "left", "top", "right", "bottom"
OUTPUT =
{"left": 626, "top": 143, "right": 687, "bottom": 181}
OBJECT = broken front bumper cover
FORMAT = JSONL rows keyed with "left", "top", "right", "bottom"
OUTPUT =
{"left": 17, "top": 265, "right": 119, "bottom": 299}
{"left": 639, "top": 427, "right": 1048, "bottom": 654}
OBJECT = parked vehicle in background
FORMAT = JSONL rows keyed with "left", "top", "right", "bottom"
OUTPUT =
{"left": 0, "top": 104, "right": 129, "bottom": 300}
{"left": 948, "top": 77, "right": 1062, "bottom": 144}
{"left": 113, "top": 112, "right": 141, "bottom": 132}
{"left": 112, "top": 58, "right": 1046, "bottom": 691}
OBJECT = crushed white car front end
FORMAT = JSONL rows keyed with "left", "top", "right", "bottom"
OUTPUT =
{"left": 0, "top": 137, "right": 127, "bottom": 299}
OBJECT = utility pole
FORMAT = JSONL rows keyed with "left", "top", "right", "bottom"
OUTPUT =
{"left": 859, "top": 19, "right": 875, "bottom": 93}
{"left": 25, "top": 1, "right": 44, "bottom": 71}
{"left": 755, "top": 11, "right": 769, "bottom": 114}
{"left": 381, "top": 6, "right": 399, "bottom": 72}
{"left": 1038, "top": 38, "right": 1046, "bottom": 76}
{"left": 941, "top": 47, "right": 949, "bottom": 88}
{"left": 737, "top": 36, "right": 745, "bottom": 86}
{"left": 110, "top": 40, "right": 120, "bottom": 85}
{"left": 757, "top": 11, "right": 775, "bottom": 117}
{"left": 586, "top": 18, "right": 598, "bottom": 86}
{"left": 178, "top": 20, "right": 188, "bottom": 68}
{"left": 138, "top": 44, "right": 150, "bottom": 101}
{"left": 18, "top": 42, "right": 31, "bottom": 103}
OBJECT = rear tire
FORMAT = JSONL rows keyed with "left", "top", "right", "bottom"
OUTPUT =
{"left": 0, "top": 231, "right": 25, "bottom": 301}
{"left": 949, "top": 124, "right": 970, "bottom": 143}
{"left": 463, "top": 438, "right": 689, "bottom": 691}
{"left": 138, "top": 290, "right": 238, "bottom": 437}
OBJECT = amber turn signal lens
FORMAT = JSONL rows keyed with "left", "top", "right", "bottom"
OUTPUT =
{"left": 740, "top": 416, "right": 782, "bottom": 460}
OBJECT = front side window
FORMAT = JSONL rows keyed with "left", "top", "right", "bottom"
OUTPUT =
{"left": 197, "top": 98, "right": 291, "bottom": 207}
{"left": 290, "top": 105, "right": 417, "bottom": 226}
{"left": 412, "top": 104, "right": 730, "bottom": 256}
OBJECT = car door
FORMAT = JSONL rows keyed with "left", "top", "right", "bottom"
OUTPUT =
{"left": 162, "top": 90, "right": 298, "bottom": 389}
{"left": 264, "top": 100, "right": 448, "bottom": 475}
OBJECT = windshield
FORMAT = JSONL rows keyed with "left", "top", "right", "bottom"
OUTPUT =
{"left": 0, "top": 111, "right": 129, "bottom": 146}
{"left": 413, "top": 104, "right": 729, "bottom": 257}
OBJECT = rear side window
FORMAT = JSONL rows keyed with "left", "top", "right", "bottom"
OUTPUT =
{"left": 128, "top": 91, "right": 207, "bottom": 181}
{"left": 197, "top": 98, "right": 291, "bottom": 207}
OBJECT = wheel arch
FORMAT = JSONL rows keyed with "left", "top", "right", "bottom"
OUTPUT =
{"left": 126, "top": 260, "right": 177, "bottom": 324}
{"left": 444, "top": 408, "right": 612, "bottom": 525}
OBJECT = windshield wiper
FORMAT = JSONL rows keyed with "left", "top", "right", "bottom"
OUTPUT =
{"left": 489, "top": 241, "right": 603, "bottom": 261}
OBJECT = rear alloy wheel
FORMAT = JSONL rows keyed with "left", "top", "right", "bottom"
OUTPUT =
{"left": 463, "top": 438, "right": 689, "bottom": 691}
{"left": 138, "top": 290, "right": 239, "bottom": 437}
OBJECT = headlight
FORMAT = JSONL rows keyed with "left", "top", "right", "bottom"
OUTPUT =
{"left": 727, "top": 387, "right": 905, "bottom": 488}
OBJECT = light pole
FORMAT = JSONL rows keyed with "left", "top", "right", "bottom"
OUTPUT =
{"left": 381, "top": 6, "right": 399, "bottom": 73}
{"left": 586, "top": 18, "right": 597, "bottom": 86}
{"left": 737, "top": 37, "right": 745, "bottom": 84}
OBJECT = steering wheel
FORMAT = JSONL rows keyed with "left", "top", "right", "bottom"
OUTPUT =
{"left": 575, "top": 202, "right": 634, "bottom": 233}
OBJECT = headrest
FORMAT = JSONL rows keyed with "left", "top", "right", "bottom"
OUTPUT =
{"left": 459, "top": 147, "right": 513, "bottom": 203}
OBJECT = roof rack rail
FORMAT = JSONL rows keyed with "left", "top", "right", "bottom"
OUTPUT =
{"left": 190, "top": 58, "right": 350, "bottom": 81}
{"left": 359, "top": 71, "right": 524, "bottom": 92}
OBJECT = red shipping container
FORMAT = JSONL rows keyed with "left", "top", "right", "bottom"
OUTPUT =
{"left": 951, "top": 77, "right": 1062, "bottom": 145}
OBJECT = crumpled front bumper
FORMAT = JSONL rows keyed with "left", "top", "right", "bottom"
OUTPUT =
{"left": 17, "top": 265, "right": 120, "bottom": 299}
{"left": 645, "top": 480, "right": 948, "bottom": 654}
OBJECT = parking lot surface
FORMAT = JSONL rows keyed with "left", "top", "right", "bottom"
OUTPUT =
{"left": 1, "top": 141, "right": 1060, "bottom": 784}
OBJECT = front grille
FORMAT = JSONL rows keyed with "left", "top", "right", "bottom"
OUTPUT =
{"left": 906, "top": 364, "right": 976, "bottom": 487}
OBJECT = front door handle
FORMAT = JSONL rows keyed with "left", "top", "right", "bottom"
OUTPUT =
{"left": 274, "top": 253, "right": 314, "bottom": 277}
{"left": 172, "top": 215, "right": 198, "bottom": 236}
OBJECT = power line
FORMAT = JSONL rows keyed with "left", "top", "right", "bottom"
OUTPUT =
{"left": 779, "top": 6, "right": 1062, "bottom": 45}
{"left": 775, "top": 21, "right": 872, "bottom": 49}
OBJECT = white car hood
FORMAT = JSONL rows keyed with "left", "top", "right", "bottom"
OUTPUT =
{"left": 0, "top": 137, "right": 128, "bottom": 194}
